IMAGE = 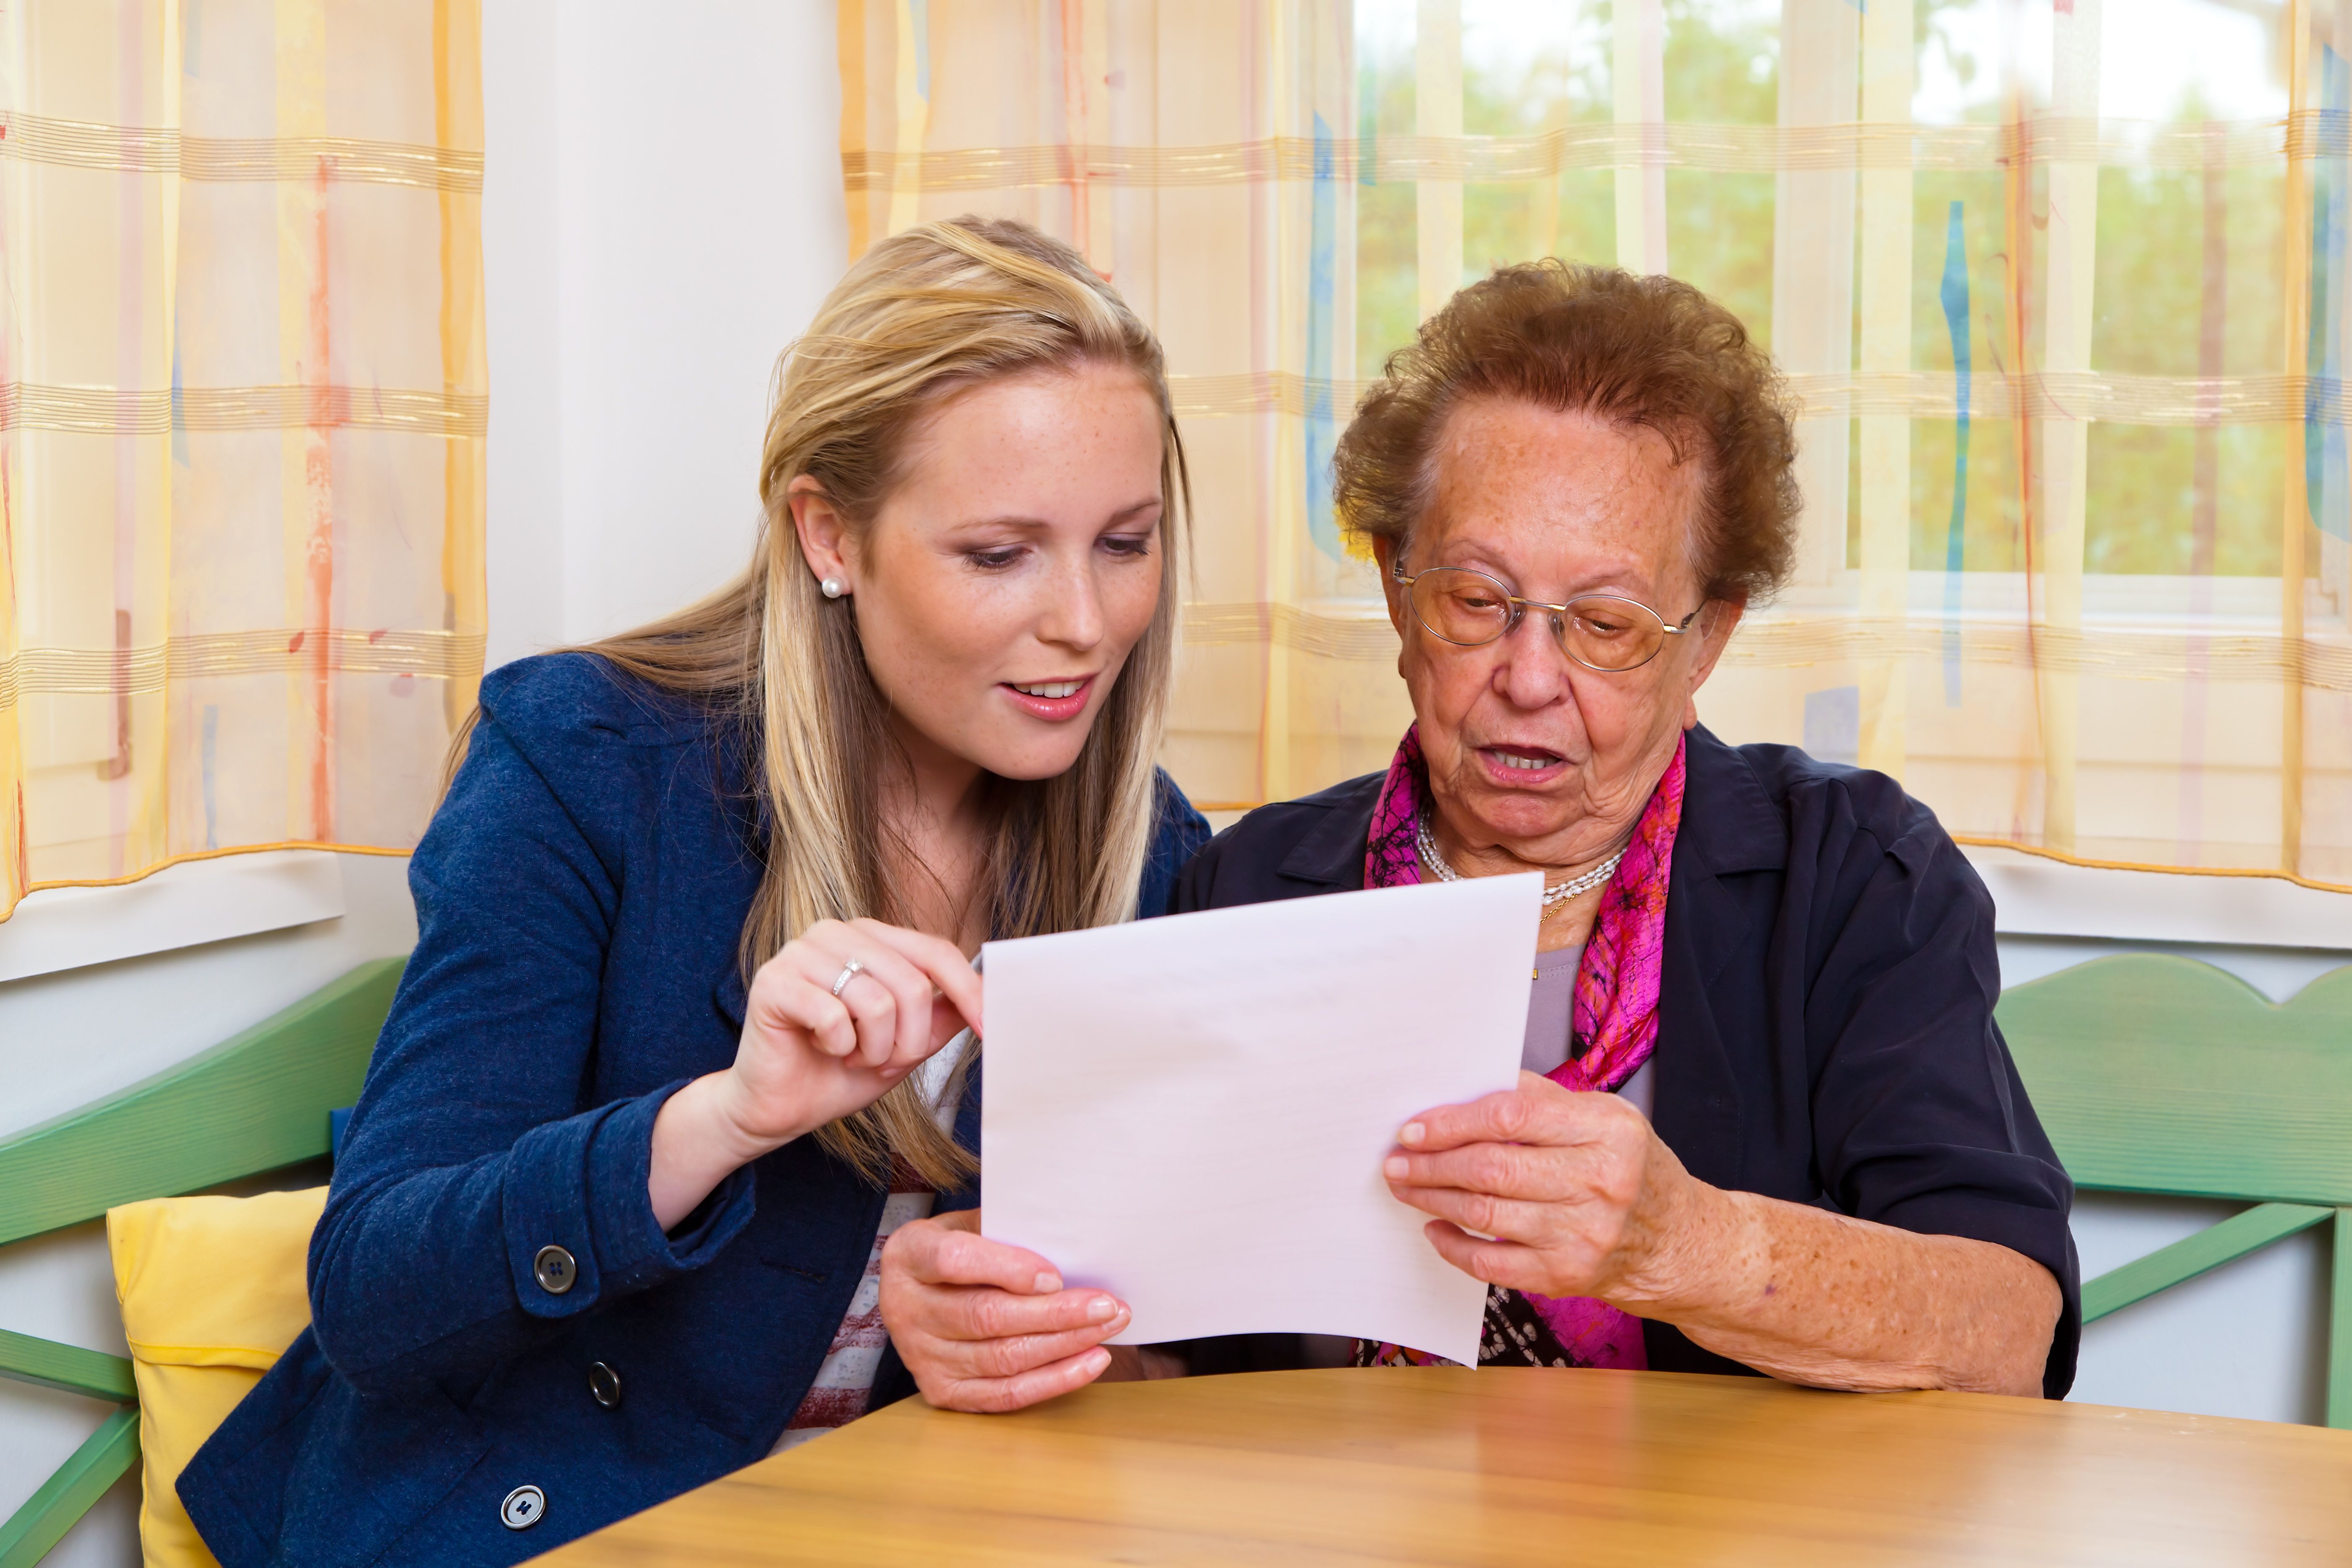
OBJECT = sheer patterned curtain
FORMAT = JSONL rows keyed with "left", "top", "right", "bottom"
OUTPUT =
{"left": 0, "top": 0, "right": 486, "bottom": 922}
{"left": 840, "top": 0, "right": 2351, "bottom": 890}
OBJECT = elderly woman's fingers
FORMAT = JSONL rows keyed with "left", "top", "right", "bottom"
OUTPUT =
{"left": 1399, "top": 1075, "right": 1637, "bottom": 1154}
{"left": 1373, "top": 1142, "right": 1637, "bottom": 1213}
{"left": 1381, "top": 1138, "right": 1614, "bottom": 1203}
{"left": 1390, "top": 1178, "right": 1532, "bottom": 1238}
{"left": 919, "top": 1346, "right": 1114, "bottom": 1414}
{"left": 1389, "top": 1180, "right": 1597, "bottom": 1253}
{"left": 1418, "top": 1220, "right": 1567, "bottom": 1295}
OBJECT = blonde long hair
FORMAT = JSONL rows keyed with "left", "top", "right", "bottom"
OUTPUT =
{"left": 537, "top": 219, "right": 1183, "bottom": 1187}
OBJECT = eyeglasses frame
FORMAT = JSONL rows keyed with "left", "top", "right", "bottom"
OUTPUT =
{"left": 1389, "top": 560, "right": 1703, "bottom": 673}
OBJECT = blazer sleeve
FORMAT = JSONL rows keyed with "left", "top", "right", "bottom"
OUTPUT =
{"left": 1798, "top": 787, "right": 2082, "bottom": 1398}
{"left": 1137, "top": 769, "right": 1212, "bottom": 920}
{"left": 305, "top": 704, "right": 756, "bottom": 1402}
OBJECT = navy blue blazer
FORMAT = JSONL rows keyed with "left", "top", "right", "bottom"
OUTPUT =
{"left": 1172, "top": 724, "right": 2083, "bottom": 1397}
{"left": 179, "top": 653, "right": 1208, "bottom": 1568}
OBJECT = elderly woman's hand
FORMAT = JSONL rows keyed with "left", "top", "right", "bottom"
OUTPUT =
{"left": 1381, "top": 1071, "right": 1703, "bottom": 1304}
{"left": 880, "top": 1210, "right": 1149, "bottom": 1412}
{"left": 1383, "top": 1070, "right": 2062, "bottom": 1396}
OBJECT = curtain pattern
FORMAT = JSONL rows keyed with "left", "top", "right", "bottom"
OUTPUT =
{"left": 843, "top": 0, "right": 2350, "bottom": 890}
{"left": 0, "top": 0, "right": 486, "bottom": 923}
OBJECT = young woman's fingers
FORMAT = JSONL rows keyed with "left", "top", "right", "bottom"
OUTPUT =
{"left": 781, "top": 929, "right": 917, "bottom": 1065}
{"left": 854, "top": 920, "right": 984, "bottom": 1038}
{"left": 941, "top": 1284, "right": 1124, "bottom": 1346}
{"left": 789, "top": 974, "right": 864, "bottom": 1060}
{"left": 935, "top": 1305, "right": 1131, "bottom": 1379}
{"left": 831, "top": 968, "right": 905, "bottom": 1068}
{"left": 852, "top": 941, "right": 955, "bottom": 1070}
{"left": 792, "top": 923, "right": 967, "bottom": 1071}
{"left": 747, "top": 968, "right": 858, "bottom": 1059}
{"left": 928, "top": 1346, "right": 1113, "bottom": 1414}
{"left": 887, "top": 1212, "right": 1065, "bottom": 1294}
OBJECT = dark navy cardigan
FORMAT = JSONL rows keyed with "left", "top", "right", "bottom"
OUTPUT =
{"left": 1171, "top": 724, "right": 2084, "bottom": 1397}
{"left": 178, "top": 653, "right": 1208, "bottom": 1568}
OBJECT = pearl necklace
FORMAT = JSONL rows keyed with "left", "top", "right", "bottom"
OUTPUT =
{"left": 1415, "top": 812, "right": 1625, "bottom": 910}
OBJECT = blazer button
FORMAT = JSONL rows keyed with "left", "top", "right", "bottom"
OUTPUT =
{"left": 533, "top": 1245, "right": 577, "bottom": 1295}
{"left": 588, "top": 1360, "right": 622, "bottom": 1409}
{"left": 500, "top": 1484, "right": 546, "bottom": 1530}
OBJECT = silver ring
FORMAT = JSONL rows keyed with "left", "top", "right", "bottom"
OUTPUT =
{"left": 829, "top": 958, "right": 866, "bottom": 999}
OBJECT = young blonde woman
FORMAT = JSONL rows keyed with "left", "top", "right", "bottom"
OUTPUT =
{"left": 178, "top": 219, "right": 1209, "bottom": 1568}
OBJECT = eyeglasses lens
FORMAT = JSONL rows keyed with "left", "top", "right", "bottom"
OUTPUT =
{"left": 1560, "top": 599, "right": 1663, "bottom": 671}
{"left": 1408, "top": 569, "right": 1664, "bottom": 671}
{"left": 1411, "top": 569, "right": 1512, "bottom": 645}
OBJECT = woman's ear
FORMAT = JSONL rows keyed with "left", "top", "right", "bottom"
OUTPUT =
{"left": 1682, "top": 595, "right": 1745, "bottom": 728}
{"left": 786, "top": 475, "right": 855, "bottom": 591}
{"left": 1374, "top": 536, "right": 1410, "bottom": 640}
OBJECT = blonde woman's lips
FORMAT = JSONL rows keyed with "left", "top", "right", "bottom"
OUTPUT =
{"left": 1002, "top": 674, "right": 1096, "bottom": 721}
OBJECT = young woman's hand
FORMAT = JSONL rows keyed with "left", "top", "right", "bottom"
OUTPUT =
{"left": 879, "top": 1210, "right": 1136, "bottom": 1411}
{"left": 649, "top": 918, "right": 981, "bottom": 1229}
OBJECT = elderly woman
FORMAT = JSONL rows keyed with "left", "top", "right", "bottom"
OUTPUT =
{"left": 879, "top": 262, "right": 2077, "bottom": 1406}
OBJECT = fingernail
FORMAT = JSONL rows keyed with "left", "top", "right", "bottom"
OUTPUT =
{"left": 1083, "top": 1349, "right": 1112, "bottom": 1375}
{"left": 1384, "top": 1155, "right": 1410, "bottom": 1180}
{"left": 1087, "top": 1296, "right": 1116, "bottom": 1322}
{"left": 1033, "top": 1272, "right": 1062, "bottom": 1294}
{"left": 1400, "top": 1122, "right": 1426, "bottom": 1146}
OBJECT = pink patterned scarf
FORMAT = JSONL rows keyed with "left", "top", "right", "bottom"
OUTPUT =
{"left": 1359, "top": 724, "right": 1687, "bottom": 1369}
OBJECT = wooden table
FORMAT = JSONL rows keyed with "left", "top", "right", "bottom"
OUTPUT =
{"left": 538, "top": 1368, "right": 2352, "bottom": 1565}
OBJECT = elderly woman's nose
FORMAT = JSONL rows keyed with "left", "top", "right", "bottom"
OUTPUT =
{"left": 1491, "top": 611, "right": 1575, "bottom": 704}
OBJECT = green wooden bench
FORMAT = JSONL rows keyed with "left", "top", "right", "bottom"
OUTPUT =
{"left": 0, "top": 959, "right": 403, "bottom": 1568}
{"left": 1996, "top": 952, "right": 2352, "bottom": 1429}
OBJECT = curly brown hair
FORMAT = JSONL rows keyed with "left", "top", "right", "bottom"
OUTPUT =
{"left": 1333, "top": 260, "right": 1800, "bottom": 604}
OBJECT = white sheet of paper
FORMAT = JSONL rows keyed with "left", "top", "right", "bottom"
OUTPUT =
{"left": 980, "top": 873, "right": 1541, "bottom": 1366}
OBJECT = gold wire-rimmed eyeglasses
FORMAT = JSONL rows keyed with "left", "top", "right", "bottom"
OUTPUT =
{"left": 1393, "top": 563, "right": 1702, "bottom": 673}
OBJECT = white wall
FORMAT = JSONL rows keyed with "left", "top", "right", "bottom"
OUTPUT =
{"left": 486, "top": 0, "right": 850, "bottom": 665}
{"left": 1, "top": 3, "right": 2347, "bottom": 1562}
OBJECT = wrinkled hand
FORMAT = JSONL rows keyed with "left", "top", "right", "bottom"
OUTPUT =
{"left": 1382, "top": 1070, "right": 1698, "bottom": 1303}
{"left": 714, "top": 917, "right": 981, "bottom": 1152}
{"left": 879, "top": 1209, "right": 1132, "bottom": 1412}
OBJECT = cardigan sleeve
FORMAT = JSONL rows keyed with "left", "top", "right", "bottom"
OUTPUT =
{"left": 1794, "top": 781, "right": 2082, "bottom": 1398}
{"left": 304, "top": 700, "right": 756, "bottom": 1402}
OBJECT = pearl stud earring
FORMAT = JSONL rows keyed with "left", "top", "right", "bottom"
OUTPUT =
{"left": 820, "top": 577, "right": 846, "bottom": 599}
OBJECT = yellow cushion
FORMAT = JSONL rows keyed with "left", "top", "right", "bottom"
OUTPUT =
{"left": 106, "top": 1188, "right": 328, "bottom": 1568}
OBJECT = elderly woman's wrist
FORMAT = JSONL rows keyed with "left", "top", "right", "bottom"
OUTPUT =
{"left": 1600, "top": 1172, "right": 1761, "bottom": 1318}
